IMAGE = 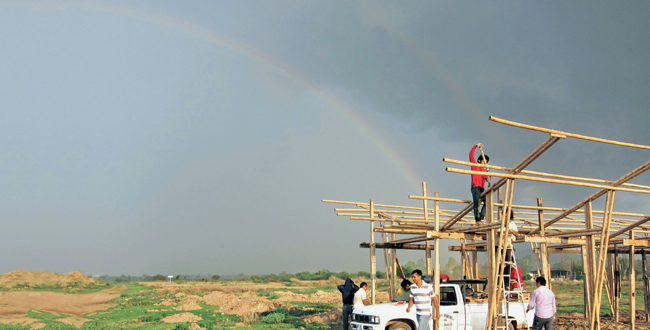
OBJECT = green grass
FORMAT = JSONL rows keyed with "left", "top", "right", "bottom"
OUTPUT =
{"left": 0, "top": 281, "right": 343, "bottom": 330}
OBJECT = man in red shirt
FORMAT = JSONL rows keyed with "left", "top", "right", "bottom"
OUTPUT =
{"left": 470, "top": 143, "right": 490, "bottom": 225}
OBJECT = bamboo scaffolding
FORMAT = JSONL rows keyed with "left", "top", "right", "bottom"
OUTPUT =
{"left": 322, "top": 117, "right": 650, "bottom": 330}
{"left": 444, "top": 157, "right": 650, "bottom": 190}
{"left": 442, "top": 135, "right": 562, "bottom": 230}
{"left": 447, "top": 167, "right": 650, "bottom": 194}
{"left": 531, "top": 159, "right": 650, "bottom": 235}
{"left": 490, "top": 116, "right": 650, "bottom": 150}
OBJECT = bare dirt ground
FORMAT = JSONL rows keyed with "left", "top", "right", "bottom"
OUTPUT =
{"left": 4, "top": 271, "right": 647, "bottom": 329}
{"left": 0, "top": 284, "right": 125, "bottom": 328}
{"left": 552, "top": 312, "right": 650, "bottom": 330}
{"left": 0, "top": 269, "right": 104, "bottom": 290}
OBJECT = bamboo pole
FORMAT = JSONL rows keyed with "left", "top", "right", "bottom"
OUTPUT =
{"left": 443, "top": 158, "right": 650, "bottom": 190}
{"left": 434, "top": 191, "right": 440, "bottom": 330}
{"left": 423, "top": 183, "right": 431, "bottom": 277}
{"left": 370, "top": 199, "right": 376, "bottom": 305}
{"left": 643, "top": 249, "right": 649, "bottom": 323}
{"left": 493, "top": 179, "right": 515, "bottom": 329}
{"left": 629, "top": 231, "right": 636, "bottom": 330}
{"left": 585, "top": 201, "right": 597, "bottom": 325}
{"left": 447, "top": 167, "right": 650, "bottom": 194}
{"left": 582, "top": 244, "right": 591, "bottom": 321}
{"left": 589, "top": 190, "right": 616, "bottom": 330}
{"left": 442, "top": 135, "right": 561, "bottom": 231}
{"left": 609, "top": 214, "right": 650, "bottom": 239}
{"left": 485, "top": 190, "right": 497, "bottom": 330}
{"left": 533, "top": 160, "right": 650, "bottom": 236}
{"left": 382, "top": 232, "right": 392, "bottom": 301}
{"left": 396, "top": 257, "right": 406, "bottom": 279}
{"left": 538, "top": 198, "right": 551, "bottom": 287}
{"left": 615, "top": 248, "right": 620, "bottom": 322}
{"left": 489, "top": 116, "right": 650, "bottom": 150}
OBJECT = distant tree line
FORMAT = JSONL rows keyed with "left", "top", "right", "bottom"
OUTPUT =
{"left": 99, "top": 270, "right": 380, "bottom": 283}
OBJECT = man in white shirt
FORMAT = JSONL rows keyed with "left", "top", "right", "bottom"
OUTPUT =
{"left": 353, "top": 282, "right": 370, "bottom": 309}
{"left": 406, "top": 269, "right": 440, "bottom": 330}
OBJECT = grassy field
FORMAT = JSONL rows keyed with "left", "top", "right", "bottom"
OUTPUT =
{"left": 0, "top": 278, "right": 345, "bottom": 330}
{"left": 1, "top": 274, "right": 649, "bottom": 330}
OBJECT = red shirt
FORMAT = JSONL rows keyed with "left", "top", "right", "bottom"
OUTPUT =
{"left": 510, "top": 265, "right": 523, "bottom": 289}
{"left": 470, "top": 145, "right": 488, "bottom": 188}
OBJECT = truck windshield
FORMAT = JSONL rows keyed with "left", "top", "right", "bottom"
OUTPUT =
{"left": 393, "top": 290, "right": 411, "bottom": 302}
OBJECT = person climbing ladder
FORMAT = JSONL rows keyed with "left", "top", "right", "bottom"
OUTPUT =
{"left": 470, "top": 143, "right": 491, "bottom": 225}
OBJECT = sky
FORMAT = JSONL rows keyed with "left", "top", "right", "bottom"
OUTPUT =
{"left": 0, "top": 1, "right": 649, "bottom": 276}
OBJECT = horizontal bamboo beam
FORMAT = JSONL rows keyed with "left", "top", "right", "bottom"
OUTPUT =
{"left": 523, "top": 236, "right": 586, "bottom": 244}
{"left": 444, "top": 157, "right": 650, "bottom": 190}
{"left": 446, "top": 167, "right": 650, "bottom": 194}
{"left": 360, "top": 242, "right": 433, "bottom": 250}
{"left": 531, "top": 158, "right": 650, "bottom": 235}
{"left": 373, "top": 228, "right": 483, "bottom": 240}
{"left": 490, "top": 116, "right": 650, "bottom": 150}
{"left": 622, "top": 239, "right": 650, "bottom": 247}
{"left": 322, "top": 199, "right": 424, "bottom": 211}
{"left": 608, "top": 215, "right": 650, "bottom": 239}
{"left": 546, "top": 229, "right": 603, "bottom": 238}
{"left": 449, "top": 246, "right": 487, "bottom": 252}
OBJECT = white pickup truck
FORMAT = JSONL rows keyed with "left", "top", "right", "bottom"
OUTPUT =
{"left": 350, "top": 279, "right": 534, "bottom": 330}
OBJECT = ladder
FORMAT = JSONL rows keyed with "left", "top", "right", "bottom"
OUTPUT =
{"left": 497, "top": 247, "right": 531, "bottom": 330}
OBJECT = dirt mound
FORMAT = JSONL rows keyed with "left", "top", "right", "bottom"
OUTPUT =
{"left": 160, "top": 312, "right": 203, "bottom": 323}
{"left": 0, "top": 270, "right": 103, "bottom": 290}
{"left": 275, "top": 290, "right": 340, "bottom": 304}
{"left": 202, "top": 291, "right": 279, "bottom": 315}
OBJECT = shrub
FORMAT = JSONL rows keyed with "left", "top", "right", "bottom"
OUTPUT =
{"left": 211, "top": 275, "right": 220, "bottom": 281}
{"left": 262, "top": 312, "right": 285, "bottom": 324}
{"left": 151, "top": 274, "right": 166, "bottom": 281}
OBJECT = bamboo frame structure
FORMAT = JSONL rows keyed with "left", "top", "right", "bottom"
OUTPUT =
{"left": 323, "top": 117, "right": 650, "bottom": 330}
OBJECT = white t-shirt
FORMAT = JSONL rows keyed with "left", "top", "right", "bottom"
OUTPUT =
{"left": 508, "top": 221, "right": 518, "bottom": 245}
{"left": 353, "top": 288, "right": 367, "bottom": 308}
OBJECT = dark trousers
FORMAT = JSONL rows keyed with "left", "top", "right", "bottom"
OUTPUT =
{"left": 343, "top": 304, "right": 353, "bottom": 330}
{"left": 471, "top": 185, "right": 485, "bottom": 222}
{"left": 532, "top": 315, "right": 553, "bottom": 330}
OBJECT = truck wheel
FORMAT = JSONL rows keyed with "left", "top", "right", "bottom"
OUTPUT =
{"left": 387, "top": 321, "right": 412, "bottom": 330}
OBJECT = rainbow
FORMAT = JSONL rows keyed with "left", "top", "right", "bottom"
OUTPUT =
{"left": 7, "top": 0, "right": 425, "bottom": 189}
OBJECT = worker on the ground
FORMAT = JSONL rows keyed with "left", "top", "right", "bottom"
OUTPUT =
{"left": 406, "top": 269, "right": 440, "bottom": 330}
{"left": 338, "top": 278, "right": 359, "bottom": 330}
{"left": 526, "top": 277, "right": 556, "bottom": 330}
{"left": 502, "top": 209, "right": 519, "bottom": 288}
{"left": 470, "top": 143, "right": 491, "bottom": 225}
{"left": 400, "top": 279, "right": 412, "bottom": 294}
{"left": 353, "top": 282, "right": 370, "bottom": 308}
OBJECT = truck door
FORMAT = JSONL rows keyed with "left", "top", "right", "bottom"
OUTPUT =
{"left": 437, "top": 285, "right": 463, "bottom": 330}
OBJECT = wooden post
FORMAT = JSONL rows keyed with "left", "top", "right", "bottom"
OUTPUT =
{"left": 643, "top": 249, "right": 649, "bottom": 323}
{"left": 370, "top": 199, "right": 376, "bottom": 305}
{"left": 434, "top": 191, "right": 441, "bottom": 330}
{"left": 382, "top": 232, "right": 392, "bottom": 301}
{"left": 584, "top": 201, "right": 597, "bottom": 325}
{"left": 391, "top": 230, "right": 398, "bottom": 299}
{"left": 538, "top": 198, "right": 551, "bottom": 289}
{"left": 630, "top": 231, "right": 636, "bottom": 330}
{"left": 589, "top": 190, "right": 616, "bottom": 330}
{"left": 615, "top": 247, "right": 620, "bottom": 322}
{"left": 461, "top": 241, "right": 467, "bottom": 279}
{"left": 582, "top": 245, "right": 591, "bottom": 321}
{"left": 485, "top": 190, "right": 497, "bottom": 330}
{"left": 423, "top": 183, "right": 432, "bottom": 276}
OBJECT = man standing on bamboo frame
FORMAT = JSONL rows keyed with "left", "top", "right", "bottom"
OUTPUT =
{"left": 470, "top": 143, "right": 490, "bottom": 225}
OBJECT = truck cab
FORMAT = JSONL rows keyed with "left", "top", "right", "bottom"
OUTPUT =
{"left": 350, "top": 280, "right": 532, "bottom": 330}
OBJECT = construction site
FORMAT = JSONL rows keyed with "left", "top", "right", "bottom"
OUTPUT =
{"left": 324, "top": 116, "right": 650, "bottom": 330}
